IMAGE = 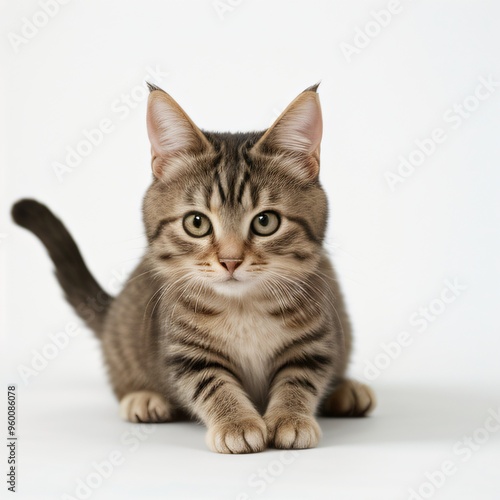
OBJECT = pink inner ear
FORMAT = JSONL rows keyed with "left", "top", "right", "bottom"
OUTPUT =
{"left": 305, "top": 101, "right": 323, "bottom": 155}
{"left": 147, "top": 102, "right": 188, "bottom": 157}
{"left": 146, "top": 93, "right": 205, "bottom": 159}
{"left": 146, "top": 108, "right": 165, "bottom": 157}
{"left": 293, "top": 97, "right": 322, "bottom": 154}
{"left": 273, "top": 94, "right": 323, "bottom": 156}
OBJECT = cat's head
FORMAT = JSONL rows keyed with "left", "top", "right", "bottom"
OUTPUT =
{"left": 143, "top": 84, "right": 328, "bottom": 298}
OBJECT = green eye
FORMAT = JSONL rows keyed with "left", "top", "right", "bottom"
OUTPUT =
{"left": 183, "top": 212, "right": 212, "bottom": 238}
{"left": 251, "top": 211, "right": 280, "bottom": 236}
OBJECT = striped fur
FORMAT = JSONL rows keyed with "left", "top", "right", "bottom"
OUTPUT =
{"left": 12, "top": 85, "right": 375, "bottom": 453}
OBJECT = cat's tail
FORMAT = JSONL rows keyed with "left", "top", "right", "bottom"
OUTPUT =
{"left": 11, "top": 199, "right": 113, "bottom": 337}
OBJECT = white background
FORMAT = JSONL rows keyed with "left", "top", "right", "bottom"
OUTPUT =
{"left": 1, "top": 1, "right": 499, "bottom": 499}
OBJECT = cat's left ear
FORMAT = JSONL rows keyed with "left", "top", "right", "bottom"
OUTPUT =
{"left": 146, "top": 84, "right": 212, "bottom": 179}
{"left": 252, "top": 84, "right": 323, "bottom": 180}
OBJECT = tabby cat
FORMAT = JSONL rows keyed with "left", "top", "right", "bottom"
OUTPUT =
{"left": 12, "top": 83, "right": 375, "bottom": 453}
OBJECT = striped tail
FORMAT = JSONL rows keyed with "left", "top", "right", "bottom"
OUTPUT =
{"left": 11, "top": 199, "right": 112, "bottom": 336}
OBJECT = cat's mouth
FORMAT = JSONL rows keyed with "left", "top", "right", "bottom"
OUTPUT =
{"left": 210, "top": 274, "right": 255, "bottom": 296}
{"left": 220, "top": 276, "right": 241, "bottom": 285}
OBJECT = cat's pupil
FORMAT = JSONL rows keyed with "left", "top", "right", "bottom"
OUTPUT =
{"left": 193, "top": 215, "right": 202, "bottom": 228}
{"left": 259, "top": 214, "right": 269, "bottom": 226}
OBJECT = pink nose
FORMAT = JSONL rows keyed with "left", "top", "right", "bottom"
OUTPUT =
{"left": 219, "top": 258, "right": 243, "bottom": 275}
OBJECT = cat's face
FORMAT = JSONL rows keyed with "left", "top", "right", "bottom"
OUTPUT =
{"left": 143, "top": 86, "right": 327, "bottom": 298}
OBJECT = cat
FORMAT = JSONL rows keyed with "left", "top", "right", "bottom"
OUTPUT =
{"left": 11, "top": 83, "right": 375, "bottom": 453}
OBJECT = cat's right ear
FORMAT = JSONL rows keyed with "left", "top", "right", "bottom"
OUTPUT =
{"left": 146, "top": 84, "right": 212, "bottom": 179}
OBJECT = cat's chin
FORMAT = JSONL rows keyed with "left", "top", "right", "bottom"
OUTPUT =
{"left": 210, "top": 278, "right": 255, "bottom": 298}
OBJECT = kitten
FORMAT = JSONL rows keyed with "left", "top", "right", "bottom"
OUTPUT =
{"left": 12, "top": 84, "right": 375, "bottom": 453}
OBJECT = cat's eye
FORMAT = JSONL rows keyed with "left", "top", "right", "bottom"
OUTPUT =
{"left": 251, "top": 211, "right": 280, "bottom": 236}
{"left": 183, "top": 212, "right": 212, "bottom": 238}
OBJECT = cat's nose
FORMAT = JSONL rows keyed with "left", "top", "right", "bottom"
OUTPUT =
{"left": 219, "top": 258, "right": 243, "bottom": 275}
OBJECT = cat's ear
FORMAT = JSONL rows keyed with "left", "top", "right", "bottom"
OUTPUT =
{"left": 146, "top": 84, "right": 212, "bottom": 178}
{"left": 253, "top": 84, "right": 322, "bottom": 180}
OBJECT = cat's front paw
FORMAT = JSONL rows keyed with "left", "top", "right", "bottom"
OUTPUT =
{"left": 119, "top": 391, "right": 173, "bottom": 423}
{"left": 206, "top": 416, "right": 268, "bottom": 454}
{"left": 265, "top": 413, "right": 321, "bottom": 449}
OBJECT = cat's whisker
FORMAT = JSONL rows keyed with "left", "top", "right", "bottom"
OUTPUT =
{"left": 167, "top": 272, "right": 198, "bottom": 321}
{"left": 143, "top": 283, "right": 168, "bottom": 323}
{"left": 126, "top": 267, "right": 164, "bottom": 285}
{"left": 294, "top": 278, "right": 346, "bottom": 347}
{"left": 143, "top": 268, "right": 190, "bottom": 322}
{"left": 192, "top": 278, "right": 209, "bottom": 315}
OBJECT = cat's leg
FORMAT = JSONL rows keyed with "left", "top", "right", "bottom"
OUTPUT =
{"left": 203, "top": 390, "right": 267, "bottom": 454}
{"left": 171, "top": 366, "right": 267, "bottom": 454}
{"left": 263, "top": 359, "right": 330, "bottom": 449}
{"left": 321, "top": 379, "right": 376, "bottom": 417}
{"left": 119, "top": 391, "right": 175, "bottom": 423}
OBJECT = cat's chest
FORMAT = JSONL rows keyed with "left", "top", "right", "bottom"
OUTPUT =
{"left": 215, "top": 306, "right": 287, "bottom": 407}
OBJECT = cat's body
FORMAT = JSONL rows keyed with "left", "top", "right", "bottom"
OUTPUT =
{"left": 12, "top": 84, "right": 375, "bottom": 453}
{"left": 102, "top": 249, "right": 349, "bottom": 413}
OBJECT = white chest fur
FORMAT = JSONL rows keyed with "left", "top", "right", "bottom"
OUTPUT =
{"left": 215, "top": 302, "right": 287, "bottom": 409}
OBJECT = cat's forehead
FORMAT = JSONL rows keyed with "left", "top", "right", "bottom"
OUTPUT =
{"left": 181, "top": 132, "right": 281, "bottom": 214}
{"left": 185, "top": 160, "right": 275, "bottom": 219}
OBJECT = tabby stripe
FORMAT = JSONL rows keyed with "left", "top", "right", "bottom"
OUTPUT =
{"left": 203, "top": 149, "right": 222, "bottom": 207}
{"left": 202, "top": 380, "right": 226, "bottom": 403}
{"left": 241, "top": 145, "right": 254, "bottom": 167}
{"left": 271, "top": 250, "right": 310, "bottom": 261}
{"left": 263, "top": 229, "right": 301, "bottom": 250}
{"left": 174, "top": 318, "right": 212, "bottom": 338}
{"left": 151, "top": 217, "right": 176, "bottom": 241}
{"left": 169, "top": 234, "right": 196, "bottom": 252}
{"left": 236, "top": 170, "right": 251, "bottom": 204}
{"left": 270, "top": 353, "right": 331, "bottom": 385}
{"left": 214, "top": 171, "right": 226, "bottom": 204}
{"left": 204, "top": 182, "right": 213, "bottom": 209}
{"left": 272, "top": 328, "right": 328, "bottom": 360}
{"left": 240, "top": 148, "right": 260, "bottom": 207}
{"left": 249, "top": 183, "right": 260, "bottom": 208}
{"left": 178, "top": 297, "right": 221, "bottom": 316}
{"left": 283, "top": 377, "right": 318, "bottom": 396}
{"left": 287, "top": 215, "right": 319, "bottom": 243}
{"left": 168, "top": 355, "right": 241, "bottom": 383}
{"left": 173, "top": 338, "right": 232, "bottom": 365}
{"left": 192, "top": 375, "right": 216, "bottom": 401}
{"left": 242, "top": 143, "right": 259, "bottom": 174}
